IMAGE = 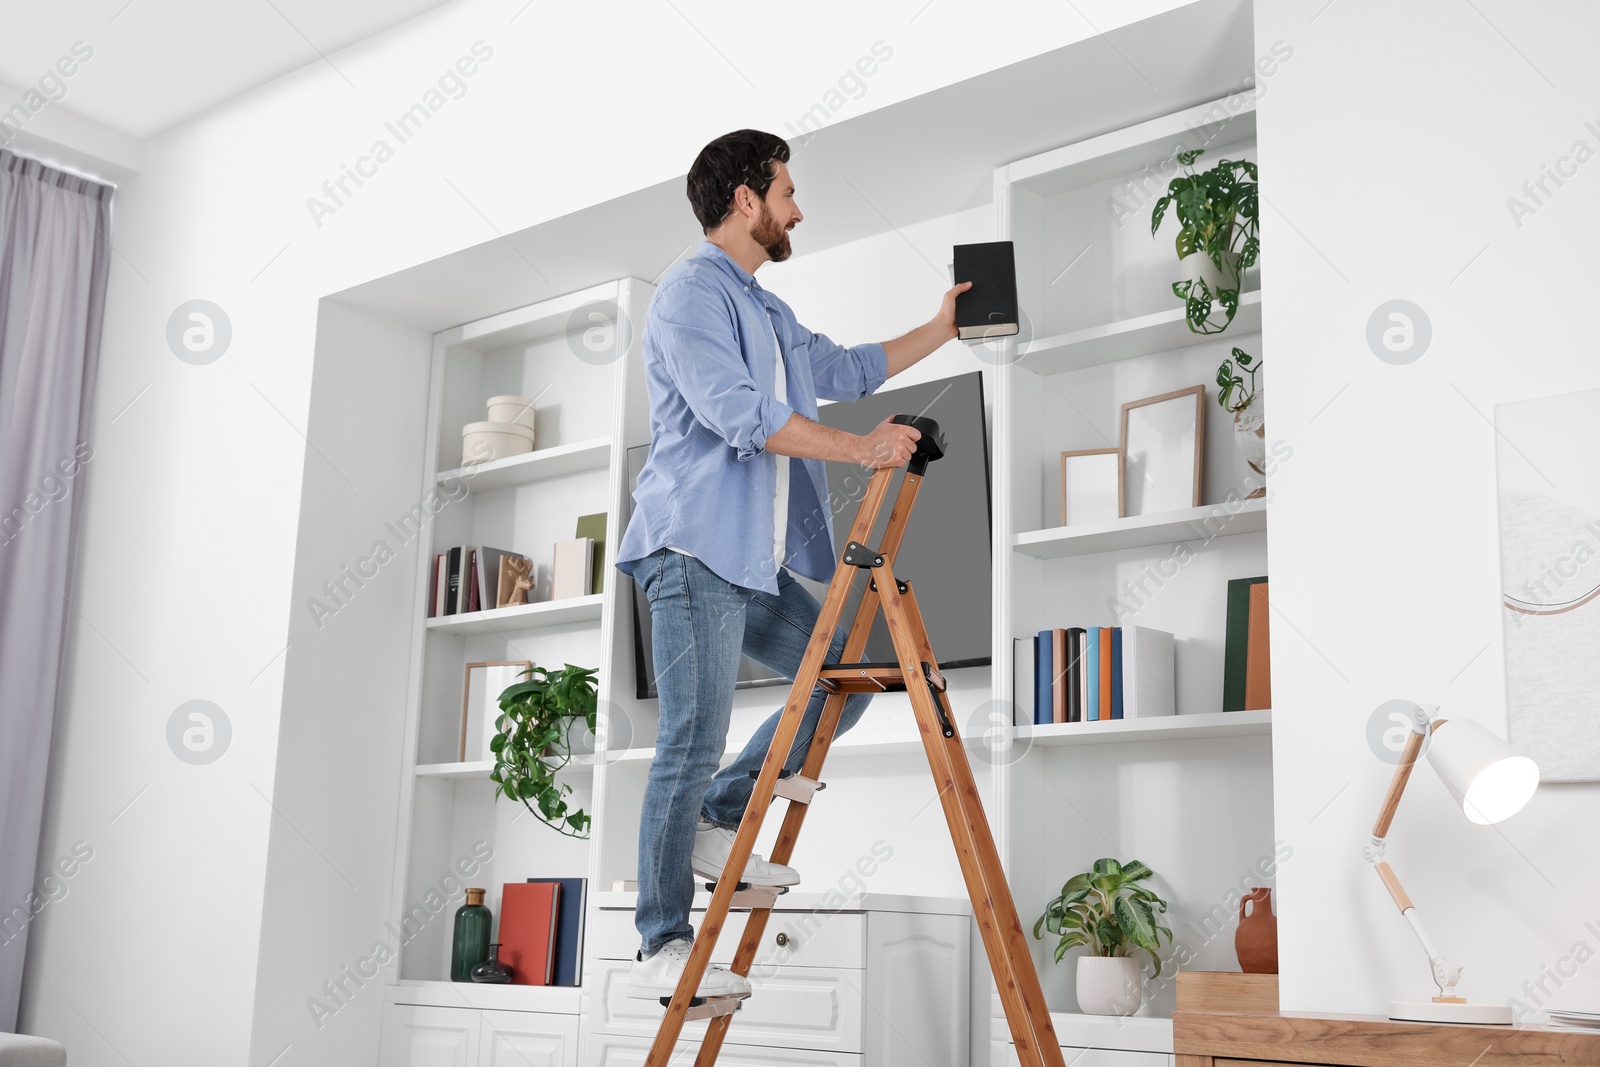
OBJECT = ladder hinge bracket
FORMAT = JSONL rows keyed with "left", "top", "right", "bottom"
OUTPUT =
{"left": 922, "top": 660, "right": 954, "bottom": 737}
{"left": 868, "top": 578, "right": 909, "bottom": 595}
{"left": 842, "top": 541, "right": 884, "bottom": 568}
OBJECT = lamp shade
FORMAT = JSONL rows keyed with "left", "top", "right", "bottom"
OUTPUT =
{"left": 1426, "top": 718, "right": 1538, "bottom": 825}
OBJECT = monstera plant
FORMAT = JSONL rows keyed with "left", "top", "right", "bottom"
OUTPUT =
{"left": 1151, "top": 149, "right": 1259, "bottom": 336}
{"left": 490, "top": 663, "right": 599, "bottom": 838}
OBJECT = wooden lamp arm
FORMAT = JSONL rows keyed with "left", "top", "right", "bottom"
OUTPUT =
{"left": 1365, "top": 713, "right": 1461, "bottom": 999}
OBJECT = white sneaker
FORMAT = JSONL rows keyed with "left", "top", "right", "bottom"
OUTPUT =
{"left": 627, "top": 938, "right": 751, "bottom": 1000}
{"left": 690, "top": 822, "right": 800, "bottom": 887}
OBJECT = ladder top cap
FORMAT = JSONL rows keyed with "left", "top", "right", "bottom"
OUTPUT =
{"left": 890, "top": 413, "right": 945, "bottom": 463}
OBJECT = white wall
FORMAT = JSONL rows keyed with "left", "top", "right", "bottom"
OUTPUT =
{"left": 17, "top": 2, "right": 1196, "bottom": 1064}
{"left": 1258, "top": 0, "right": 1600, "bottom": 1019}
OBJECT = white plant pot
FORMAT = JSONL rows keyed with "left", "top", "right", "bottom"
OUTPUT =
{"left": 1233, "top": 391, "right": 1267, "bottom": 499}
{"left": 486, "top": 395, "right": 538, "bottom": 434}
{"left": 1179, "top": 249, "right": 1240, "bottom": 296}
{"left": 461, "top": 420, "right": 534, "bottom": 466}
{"left": 1075, "top": 955, "right": 1143, "bottom": 1016}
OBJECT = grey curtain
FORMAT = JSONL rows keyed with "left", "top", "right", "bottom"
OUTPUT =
{"left": 0, "top": 150, "right": 112, "bottom": 1032}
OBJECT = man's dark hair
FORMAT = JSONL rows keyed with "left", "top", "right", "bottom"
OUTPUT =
{"left": 686, "top": 129, "right": 791, "bottom": 234}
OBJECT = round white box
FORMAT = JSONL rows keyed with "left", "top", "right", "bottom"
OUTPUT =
{"left": 485, "top": 395, "right": 537, "bottom": 433}
{"left": 461, "top": 420, "right": 534, "bottom": 465}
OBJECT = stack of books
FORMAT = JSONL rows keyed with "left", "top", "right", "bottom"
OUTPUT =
{"left": 429, "top": 546, "right": 532, "bottom": 617}
{"left": 1021, "top": 625, "right": 1175, "bottom": 726}
{"left": 500, "top": 877, "right": 588, "bottom": 986}
{"left": 1222, "top": 575, "right": 1271, "bottom": 712}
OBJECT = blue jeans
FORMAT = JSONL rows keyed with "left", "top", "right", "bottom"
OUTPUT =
{"left": 631, "top": 547, "right": 873, "bottom": 956}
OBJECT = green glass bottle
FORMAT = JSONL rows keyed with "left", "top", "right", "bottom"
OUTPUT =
{"left": 450, "top": 888, "right": 492, "bottom": 982}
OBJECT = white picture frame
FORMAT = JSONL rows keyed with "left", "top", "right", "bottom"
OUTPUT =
{"left": 1059, "top": 448, "right": 1123, "bottom": 526}
{"left": 460, "top": 660, "right": 531, "bottom": 763}
{"left": 1120, "top": 385, "right": 1205, "bottom": 517}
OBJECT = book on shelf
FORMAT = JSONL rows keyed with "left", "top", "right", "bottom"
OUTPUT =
{"left": 1223, "top": 576, "right": 1270, "bottom": 712}
{"left": 526, "top": 877, "right": 587, "bottom": 986}
{"left": 500, "top": 881, "right": 560, "bottom": 985}
{"left": 1033, "top": 629, "right": 1053, "bottom": 726}
{"left": 1122, "top": 625, "right": 1175, "bottom": 718}
{"left": 1085, "top": 627, "right": 1101, "bottom": 722}
{"left": 473, "top": 547, "right": 519, "bottom": 612}
{"left": 952, "top": 241, "right": 1019, "bottom": 340}
{"left": 1245, "top": 579, "right": 1272, "bottom": 711}
{"left": 1110, "top": 627, "right": 1124, "bottom": 720}
{"left": 552, "top": 537, "right": 593, "bottom": 600}
{"left": 431, "top": 553, "right": 446, "bottom": 617}
{"left": 574, "top": 514, "right": 607, "bottom": 595}
{"left": 1050, "top": 628, "right": 1067, "bottom": 724}
{"left": 1065, "top": 627, "right": 1085, "bottom": 723}
{"left": 445, "top": 546, "right": 469, "bottom": 614}
{"left": 1011, "top": 637, "right": 1031, "bottom": 726}
{"left": 1017, "top": 625, "right": 1176, "bottom": 725}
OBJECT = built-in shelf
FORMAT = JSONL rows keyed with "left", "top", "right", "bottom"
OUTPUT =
{"left": 414, "top": 758, "right": 594, "bottom": 779}
{"left": 435, "top": 435, "right": 611, "bottom": 494}
{"left": 1016, "top": 289, "right": 1261, "bottom": 376}
{"left": 593, "top": 890, "right": 970, "bottom": 916}
{"left": 1014, "top": 497, "right": 1267, "bottom": 559}
{"left": 1019, "top": 709, "right": 1271, "bottom": 747}
{"left": 384, "top": 979, "right": 584, "bottom": 1014}
{"left": 426, "top": 593, "right": 604, "bottom": 635}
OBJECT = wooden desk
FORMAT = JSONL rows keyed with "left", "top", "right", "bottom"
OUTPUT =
{"left": 1174, "top": 972, "right": 1600, "bottom": 1067}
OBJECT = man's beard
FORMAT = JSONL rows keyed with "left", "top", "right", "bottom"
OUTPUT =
{"left": 752, "top": 202, "right": 792, "bottom": 263}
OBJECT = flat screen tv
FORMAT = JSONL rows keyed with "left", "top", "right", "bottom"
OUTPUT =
{"left": 628, "top": 369, "right": 991, "bottom": 699}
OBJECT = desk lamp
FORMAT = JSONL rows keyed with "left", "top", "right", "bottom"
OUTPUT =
{"left": 1366, "top": 704, "right": 1539, "bottom": 1024}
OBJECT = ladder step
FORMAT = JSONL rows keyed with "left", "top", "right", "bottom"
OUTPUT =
{"left": 816, "top": 661, "right": 946, "bottom": 694}
{"left": 748, "top": 770, "right": 825, "bottom": 805}
{"left": 704, "top": 881, "right": 789, "bottom": 910}
{"left": 660, "top": 994, "right": 747, "bottom": 1020}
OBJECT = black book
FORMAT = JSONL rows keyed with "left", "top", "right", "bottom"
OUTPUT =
{"left": 1064, "top": 626, "right": 1086, "bottom": 723}
{"left": 953, "top": 241, "right": 1019, "bottom": 340}
{"left": 446, "top": 546, "right": 463, "bottom": 614}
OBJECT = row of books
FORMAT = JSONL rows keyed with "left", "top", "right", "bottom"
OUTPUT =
{"left": 429, "top": 545, "right": 532, "bottom": 616}
{"left": 500, "top": 877, "right": 587, "bottom": 986}
{"left": 1025, "top": 625, "right": 1175, "bottom": 725}
{"left": 427, "top": 513, "right": 610, "bottom": 617}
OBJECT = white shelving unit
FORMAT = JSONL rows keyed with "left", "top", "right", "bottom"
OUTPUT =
{"left": 375, "top": 90, "right": 1277, "bottom": 1067}
{"left": 988, "top": 91, "right": 1276, "bottom": 1060}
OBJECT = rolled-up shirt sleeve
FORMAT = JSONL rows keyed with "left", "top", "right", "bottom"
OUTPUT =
{"left": 653, "top": 278, "right": 796, "bottom": 460}
{"left": 797, "top": 322, "right": 888, "bottom": 401}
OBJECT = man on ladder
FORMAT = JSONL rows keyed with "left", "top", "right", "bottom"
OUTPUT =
{"left": 613, "top": 128, "right": 969, "bottom": 1003}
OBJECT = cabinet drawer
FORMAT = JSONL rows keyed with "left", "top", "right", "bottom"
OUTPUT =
{"left": 1006, "top": 1045, "right": 1169, "bottom": 1067}
{"left": 588, "top": 958, "right": 863, "bottom": 1052}
{"left": 590, "top": 907, "right": 866, "bottom": 970}
{"left": 583, "top": 1032, "right": 861, "bottom": 1066}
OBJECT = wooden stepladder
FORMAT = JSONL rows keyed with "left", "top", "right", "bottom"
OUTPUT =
{"left": 645, "top": 415, "right": 1066, "bottom": 1067}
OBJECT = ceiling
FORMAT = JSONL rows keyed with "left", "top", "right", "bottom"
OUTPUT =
{"left": 334, "top": 0, "right": 1254, "bottom": 332}
{"left": 0, "top": 0, "right": 453, "bottom": 138}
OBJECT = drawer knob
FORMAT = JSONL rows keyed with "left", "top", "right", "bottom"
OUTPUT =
{"left": 775, "top": 932, "right": 789, "bottom": 947}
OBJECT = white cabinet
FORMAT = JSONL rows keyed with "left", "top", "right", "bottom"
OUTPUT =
{"left": 381, "top": 1004, "right": 479, "bottom": 1067}
{"left": 582, "top": 895, "right": 968, "bottom": 1067}
{"left": 381, "top": 1004, "right": 578, "bottom": 1067}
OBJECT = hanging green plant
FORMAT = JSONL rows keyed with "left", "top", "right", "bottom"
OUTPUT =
{"left": 1151, "top": 150, "right": 1259, "bottom": 335}
{"left": 1216, "top": 348, "right": 1264, "bottom": 413}
{"left": 489, "top": 663, "right": 599, "bottom": 838}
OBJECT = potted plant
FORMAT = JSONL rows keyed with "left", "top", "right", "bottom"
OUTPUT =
{"left": 1032, "top": 858, "right": 1172, "bottom": 1016}
{"left": 1151, "top": 150, "right": 1259, "bottom": 335}
{"left": 1217, "top": 347, "right": 1267, "bottom": 497}
{"left": 489, "top": 663, "right": 599, "bottom": 838}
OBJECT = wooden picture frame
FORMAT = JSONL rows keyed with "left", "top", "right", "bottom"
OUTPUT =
{"left": 1119, "top": 385, "right": 1205, "bottom": 517}
{"left": 460, "top": 660, "right": 532, "bottom": 763}
{"left": 1059, "top": 448, "right": 1123, "bottom": 526}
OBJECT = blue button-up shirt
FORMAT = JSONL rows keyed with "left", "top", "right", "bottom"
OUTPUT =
{"left": 615, "top": 241, "right": 889, "bottom": 594}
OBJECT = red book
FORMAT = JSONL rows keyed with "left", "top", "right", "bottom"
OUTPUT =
{"left": 500, "top": 882, "right": 560, "bottom": 985}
